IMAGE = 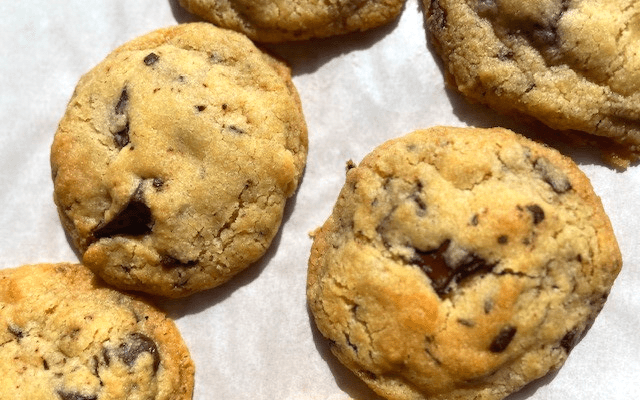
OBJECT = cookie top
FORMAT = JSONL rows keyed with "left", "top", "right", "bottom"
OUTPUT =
{"left": 426, "top": 0, "right": 640, "bottom": 167}
{"left": 178, "top": 0, "right": 406, "bottom": 42}
{"left": 0, "top": 263, "right": 194, "bottom": 400}
{"left": 307, "top": 126, "right": 622, "bottom": 400}
{"left": 51, "top": 23, "right": 308, "bottom": 298}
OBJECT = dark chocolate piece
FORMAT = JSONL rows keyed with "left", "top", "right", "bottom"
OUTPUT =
{"left": 92, "top": 183, "right": 153, "bottom": 240}
{"left": 526, "top": 204, "right": 545, "bottom": 224}
{"left": 489, "top": 325, "right": 517, "bottom": 353}
{"left": 534, "top": 157, "right": 572, "bottom": 193}
{"left": 413, "top": 240, "right": 496, "bottom": 298}
{"left": 117, "top": 332, "right": 161, "bottom": 373}
{"left": 115, "top": 88, "right": 128, "bottom": 116}
{"left": 143, "top": 52, "right": 159, "bottom": 66}
{"left": 160, "top": 254, "right": 198, "bottom": 268}
{"left": 57, "top": 391, "right": 97, "bottom": 400}
{"left": 113, "top": 88, "right": 130, "bottom": 148}
{"left": 113, "top": 122, "right": 130, "bottom": 149}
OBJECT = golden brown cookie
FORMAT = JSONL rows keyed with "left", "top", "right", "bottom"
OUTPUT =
{"left": 51, "top": 23, "right": 308, "bottom": 298}
{"left": 0, "top": 263, "right": 194, "bottom": 400}
{"left": 426, "top": 0, "right": 640, "bottom": 168}
{"left": 178, "top": 0, "right": 406, "bottom": 42}
{"left": 307, "top": 126, "right": 622, "bottom": 400}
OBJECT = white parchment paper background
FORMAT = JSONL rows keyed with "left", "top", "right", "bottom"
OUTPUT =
{"left": 1, "top": 1, "right": 638, "bottom": 399}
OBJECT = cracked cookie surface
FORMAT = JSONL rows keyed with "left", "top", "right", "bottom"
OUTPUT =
{"left": 51, "top": 23, "right": 308, "bottom": 297}
{"left": 178, "top": 0, "right": 406, "bottom": 42}
{"left": 307, "top": 126, "right": 621, "bottom": 400}
{"left": 0, "top": 263, "right": 194, "bottom": 400}
{"left": 425, "top": 0, "right": 640, "bottom": 167}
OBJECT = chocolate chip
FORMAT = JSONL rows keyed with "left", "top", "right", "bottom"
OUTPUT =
{"left": 526, "top": 204, "right": 545, "bottom": 224}
{"left": 489, "top": 325, "right": 517, "bottom": 352}
{"left": 457, "top": 318, "right": 475, "bottom": 327}
{"left": 113, "top": 88, "right": 130, "bottom": 148}
{"left": 221, "top": 103, "right": 228, "bottom": 110}
{"left": 152, "top": 178, "right": 164, "bottom": 189}
{"left": 113, "top": 122, "right": 130, "bottom": 149}
{"left": 227, "top": 125, "right": 245, "bottom": 135}
{"left": 470, "top": 214, "right": 479, "bottom": 226}
{"left": 57, "top": 391, "right": 97, "bottom": 400}
{"left": 115, "top": 88, "right": 128, "bottom": 116}
{"left": 412, "top": 181, "right": 427, "bottom": 215}
{"left": 143, "top": 52, "right": 159, "bottom": 66}
{"left": 117, "top": 332, "right": 161, "bottom": 373}
{"left": 534, "top": 157, "right": 572, "bottom": 193}
{"left": 160, "top": 254, "right": 198, "bottom": 268}
{"left": 195, "top": 105, "right": 207, "bottom": 112}
{"left": 497, "top": 235, "right": 508, "bottom": 244}
{"left": 92, "top": 182, "right": 153, "bottom": 240}
{"left": 413, "top": 240, "right": 497, "bottom": 298}
{"left": 8, "top": 324, "right": 24, "bottom": 339}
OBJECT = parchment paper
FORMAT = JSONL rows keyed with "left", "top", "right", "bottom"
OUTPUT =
{"left": 0, "top": 1, "right": 638, "bottom": 399}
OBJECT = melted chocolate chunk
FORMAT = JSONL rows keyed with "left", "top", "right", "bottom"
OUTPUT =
{"left": 534, "top": 157, "right": 572, "bottom": 193}
{"left": 92, "top": 183, "right": 153, "bottom": 240}
{"left": 117, "top": 332, "right": 161, "bottom": 373}
{"left": 57, "top": 391, "right": 97, "bottom": 400}
{"left": 143, "top": 52, "right": 159, "bottom": 66}
{"left": 413, "top": 240, "right": 497, "bottom": 298}
{"left": 489, "top": 325, "right": 517, "bottom": 353}
{"left": 481, "top": 1, "right": 569, "bottom": 65}
{"left": 113, "top": 88, "right": 130, "bottom": 148}
{"left": 160, "top": 254, "right": 198, "bottom": 268}
{"left": 115, "top": 88, "right": 128, "bottom": 116}
{"left": 526, "top": 204, "right": 545, "bottom": 224}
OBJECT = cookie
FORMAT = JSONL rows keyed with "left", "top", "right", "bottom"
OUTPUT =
{"left": 425, "top": 0, "right": 640, "bottom": 168}
{"left": 177, "top": 0, "right": 406, "bottom": 42}
{"left": 307, "top": 126, "right": 622, "bottom": 400}
{"left": 51, "top": 23, "right": 308, "bottom": 298}
{"left": 0, "top": 263, "right": 194, "bottom": 400}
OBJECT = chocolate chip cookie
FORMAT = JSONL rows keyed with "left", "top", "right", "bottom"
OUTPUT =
{"left": 425, "top": 0, "right": 640, "bottom": 168}
{"left": 51, "top": 23, "right": 308, "bottom": 298}
{"left": 0, "top": 263, "right": 194, "bottom": 400}
{"left": 178, "top": 0, "right": 406, "bottom": 42}
{"left": 307, "top": 126, "right": 622, "bottom": 400}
